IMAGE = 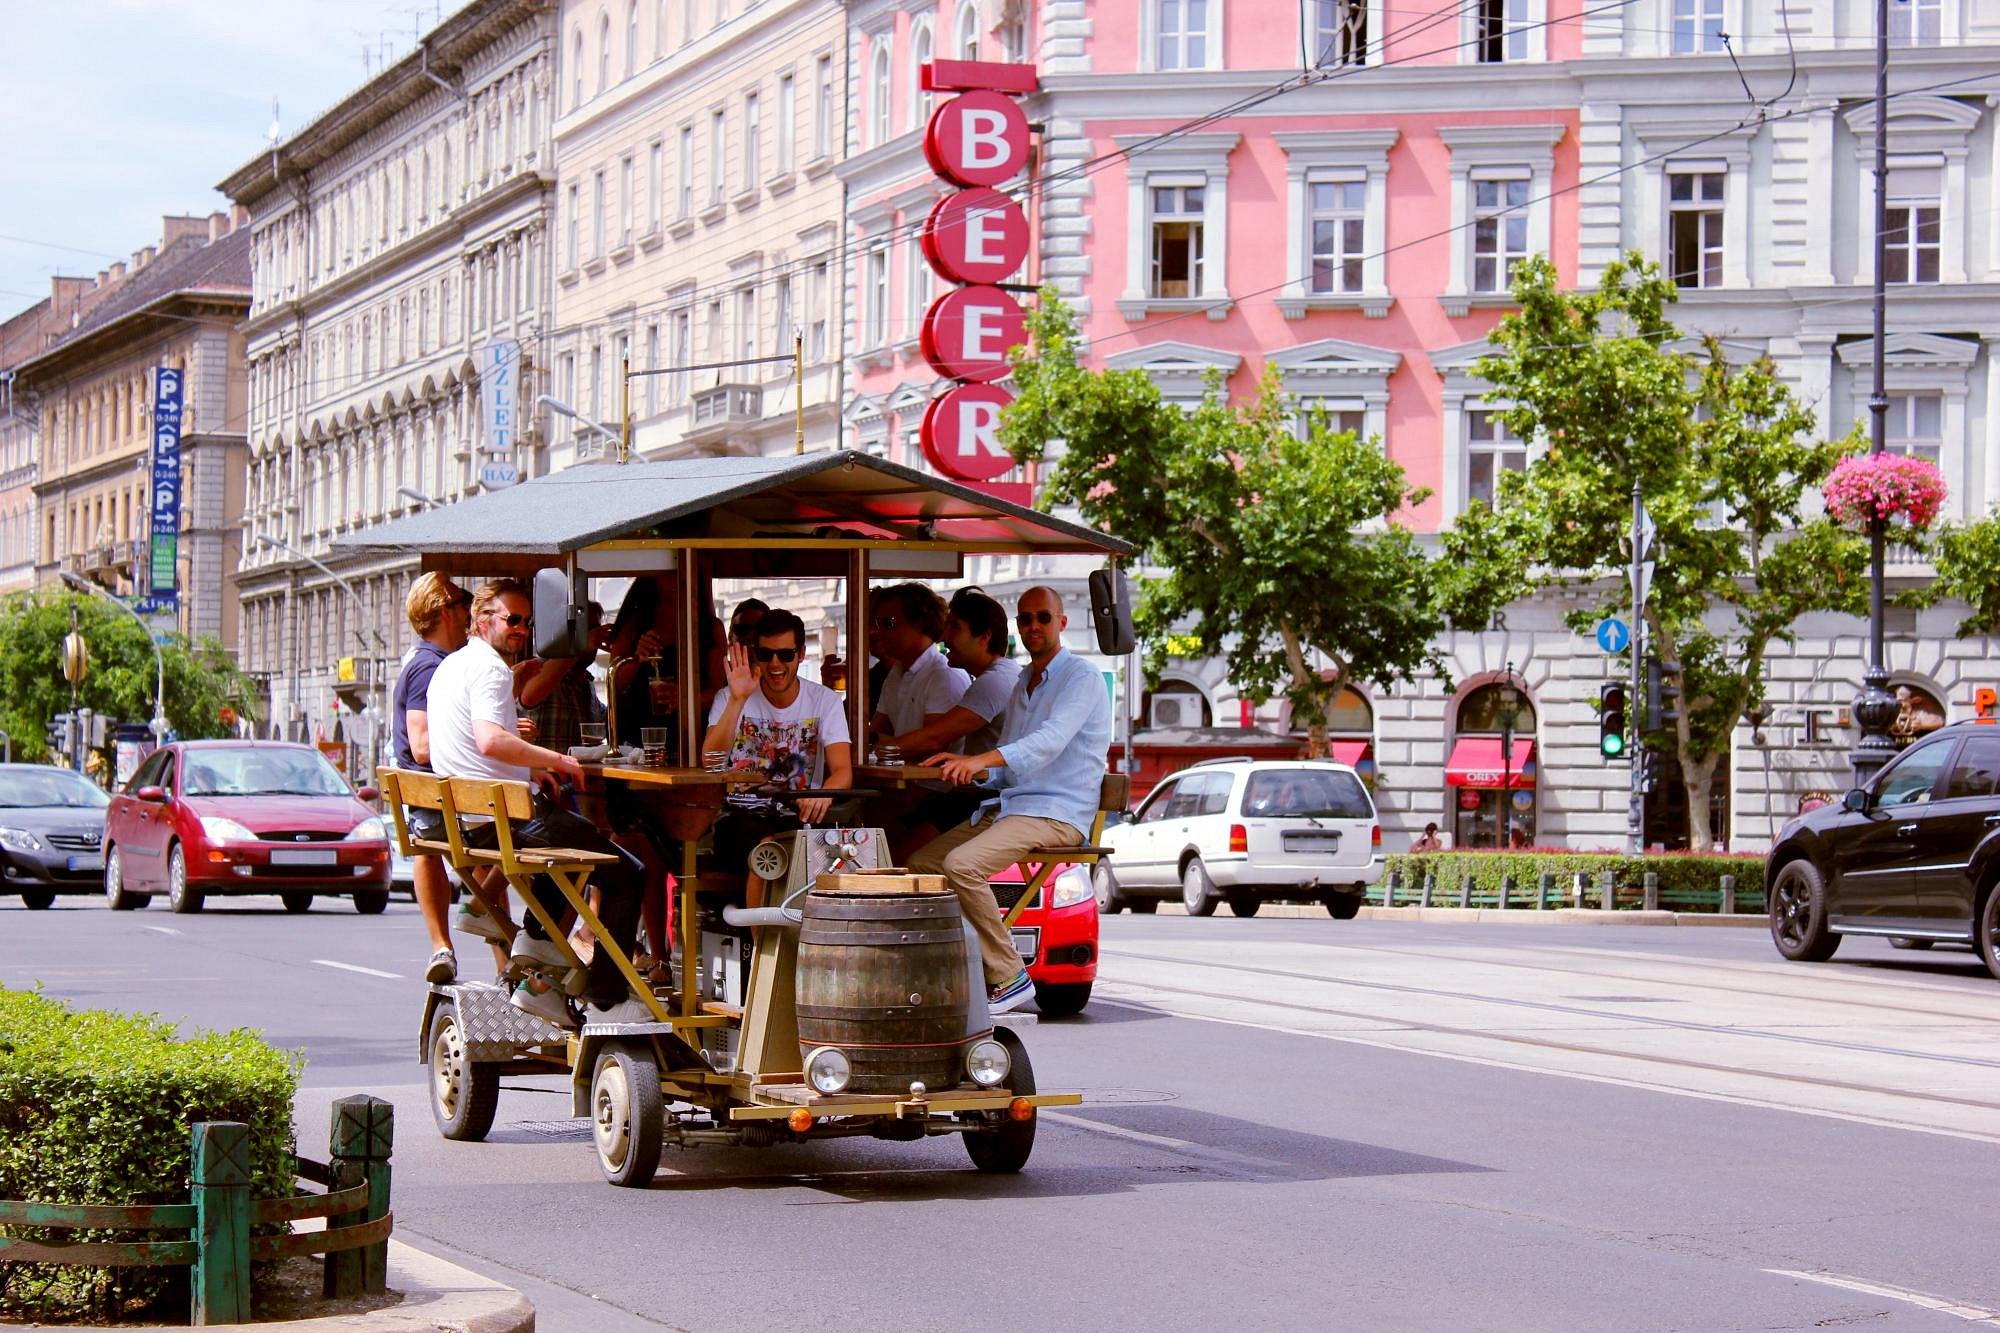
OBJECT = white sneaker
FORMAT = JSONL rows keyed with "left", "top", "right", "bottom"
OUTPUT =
{"left": 589, "top": 997, "right": 658, "bottom": 1025}
{"left": 424, "top": 947, "right": 457, "bottom": 985}
{"left": 987, "top": 970, "right": 1034, "bottom": 1015}
{"left": 510, "top": 978, "right": 574, "bottom": 1029}
{"left": 506, "top": 932, "right": 570, "bottom": 980}
{"left": 456, "top": 903, "right": 510, "bottom": 944}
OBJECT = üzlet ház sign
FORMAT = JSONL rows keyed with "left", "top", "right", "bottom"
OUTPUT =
{"left": 917, "top": 61, "right": 1035, "bottom": 484}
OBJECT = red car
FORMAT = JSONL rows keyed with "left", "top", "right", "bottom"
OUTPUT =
{"left": 989, "top": 860, "right": 1098, "bottom": 1015}
{"left": 102, "top": 741, "right": 391, "bottom": 915}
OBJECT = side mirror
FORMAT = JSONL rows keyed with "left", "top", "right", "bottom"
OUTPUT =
{"left": 532, "top": 565, "right": 591, "bottom": 659}
{"left": 355, "top": 785, "right": 380, "bottom": 802}
{"left": 1089, "top": 565, "right": 1136, "bottom": 656}
{"left": 135, "top": 785, "right": 167, "bottom": 803}
{"left": 1841, "top": 788, "right": 1869, "bottom": 814}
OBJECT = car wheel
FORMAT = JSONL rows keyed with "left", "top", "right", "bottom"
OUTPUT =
{"left": 429, "top": 1000, "right": 500, "bottom": 1142}
{"left": 104, "top": 846, "right": 143, "bottom": 911}
{"left": 1128, "top": 897, "right": 1158, "bottom": 914}
{"left": 1180, "top": 859, "right": 1218, "bottom": 917}
{"left": 1978, "top": 888, "right": 2000, "bottom": 983}
{"left": 166, "top": 845, "right": 203, "bottom": 915}
{"left": 1032, "top": 981, "right": 1091, "bottom": 1017}
{"left": 1888, "top": 936, "right": 1934, "bottom": 951}
{"left": 592, "top": 1042, "right": 664, "bottom": 1188}
{"left": 1225, "top": 891, "right": 1260, "bottom": 918}
{"left": 352, "top": 889, "right": 390, "bottom": 915}
{"left": 280, "top": 891, "right": 314, "bottom": 914}
{"left": 1092, "top": 863, "right": 1126, "bottom": 915}
{"left": 963, "top": 1027, "right": 1035, "bottom": 1173}
{"left": 1325, "top": 893, "right": 1362, "bottom": 921}
{"left": 1769, "top": 859, "right": 1839, "bottom": 962}
{"left": 21, "top": 888, "right": 55, "bottom": 910}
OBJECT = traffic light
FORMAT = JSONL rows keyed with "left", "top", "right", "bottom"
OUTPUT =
{"left": 1646, "top": 655, "right": 1683, "bottom": 728}
{"left": 1639, "top": 748, "right": 1664, "bottom": 796}
{"left": 1598, "top": 683, "right": 1628, "bottom": 759}
{"left": 45, "top": 712, "right": 72, "bottom": 758}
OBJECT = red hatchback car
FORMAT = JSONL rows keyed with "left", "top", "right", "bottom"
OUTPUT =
{"left": 989, "top": 860, "right": 1098, "bottom": 1015}
{"left": 102, "top": 741, "right": 391, "bottom": 914}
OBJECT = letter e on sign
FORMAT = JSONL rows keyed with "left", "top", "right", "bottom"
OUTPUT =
{"left": 920, "top": 384, "right": 1016, "bottom": 482}
{"left": 923, "top": 188, "right": 1030, "bottom": 285}
{"left": 924, "top": 91, "right": 1030, "bottom": 187}
{"left": 920, "top": 286, "right": 1027, "bottom": 383}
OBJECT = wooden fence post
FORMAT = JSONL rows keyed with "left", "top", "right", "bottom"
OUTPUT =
{"left": 1497, "top": 874, "right": 1513, "bottom": 910}
{"left": 324, "top": 1095, "right": 394, "bottom": 1298}
{"left": 1537, "top": 872, "right": 1554, "bottom": 910}
{"left": 191, "top": 1121, "right": 251, "bottom": 1326}
{"left": 1419, "top": 872, "right": 1434, "bottom": 908}
{"left": 1457, "top": 875, "right": 1472, "bottom": 909}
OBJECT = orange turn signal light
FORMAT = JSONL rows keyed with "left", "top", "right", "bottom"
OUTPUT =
{"left": 788, "top": 1109, "right": 815, "bottom": 1133}
{"left": 1008, "top": 1098, "right": 1034, "bottom": 1122}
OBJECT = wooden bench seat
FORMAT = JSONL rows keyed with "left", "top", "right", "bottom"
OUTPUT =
{"left": 1000, "top": 774, "right": 1130, "bottom": 928}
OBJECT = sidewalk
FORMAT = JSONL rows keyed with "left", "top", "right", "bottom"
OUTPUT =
{"left": 149, "top": 1240, "right": 535, "bottom": 1333}
{"left": 1147, "top": 901, "right": 1768, "bottom": 927}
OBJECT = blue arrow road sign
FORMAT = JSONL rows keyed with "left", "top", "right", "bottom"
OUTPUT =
{"left": 1595, "top": 618, "right": 1630, "bottom": 654}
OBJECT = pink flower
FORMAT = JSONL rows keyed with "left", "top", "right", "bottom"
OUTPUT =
{"left": 1822, "top": 453, "right": 1947, "bottom": 531}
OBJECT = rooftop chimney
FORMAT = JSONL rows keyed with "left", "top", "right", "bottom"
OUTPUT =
{"left": 135, "top": 246, "right": 156, "bottom": 270}
{"left": 108, "top": 261, "right": 126, "bottom": 282}
{"left": 207, "top": 211, "right": 228, "bottom": 242}
{"left": 161, "top": 215, "right": 209, "bottom": 248}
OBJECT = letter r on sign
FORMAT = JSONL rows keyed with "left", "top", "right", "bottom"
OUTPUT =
{"left": 958, "top": 398, "right": 1004, "bottom": 457}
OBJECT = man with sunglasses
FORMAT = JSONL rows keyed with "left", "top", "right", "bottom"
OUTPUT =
{"left": 428, "top": 579, "right": 649, "bottom": 1026}
{"left": 911, "top": 586, "right": 1110, "bottom": 1013}
{"left": 703, "top": 608, "right": 853, "bottom": 905}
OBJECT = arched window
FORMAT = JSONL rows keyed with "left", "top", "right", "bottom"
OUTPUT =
{"left": 655, "top": 0, "right": 667, "bottom": 56}
{"left": 869, "top": 42, "right": 892, "bottom": 147}
{"left": 597, "top": 13, "right": 611, "bottom": 93}
{"left": 1445, "top": 679, "right": 1537, "bottom": 850}
{"left": 909, "top": 20, "right": 934, "bottom": 131}
{"left": 954, "top": 0, "right": 980, "bottom": 59}
{"left": 625, "top": 1, "right": 639, "bottom": 77}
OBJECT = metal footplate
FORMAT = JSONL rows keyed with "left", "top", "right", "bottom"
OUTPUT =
{"left": 431, "top": 979, "right": 568, "bottom": 1060}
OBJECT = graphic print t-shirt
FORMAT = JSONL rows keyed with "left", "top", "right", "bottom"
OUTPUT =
{"left": 708, "top": 679, "right": 851, "bottom": 813}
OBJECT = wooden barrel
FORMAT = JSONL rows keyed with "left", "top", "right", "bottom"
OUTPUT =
{"left": 795, "top": 890, "right": 971, "bottom": 1094}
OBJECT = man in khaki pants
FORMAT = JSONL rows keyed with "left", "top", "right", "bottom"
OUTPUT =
{"left": 912, "top": 586, "right": 1111, "bottom": 1014}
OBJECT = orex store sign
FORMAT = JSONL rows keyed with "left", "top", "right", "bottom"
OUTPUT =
{"left": 916, "top": 60, "right": 1036, "bottom": 485}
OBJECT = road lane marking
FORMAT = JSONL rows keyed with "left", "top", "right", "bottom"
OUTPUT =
{"left": 143, "top": 926, "right": 182, "bottom": 936}
{"left": 1765, "top": 1270, "right": 2000, "bottom": 1325}
{"left": 312, "top": 959, "right": 402, "bottom": 979}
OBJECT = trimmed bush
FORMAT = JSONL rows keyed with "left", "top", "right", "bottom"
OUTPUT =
{"left": 0, "top": 985, "right": 302, "bottom": 1322}
{"left": 1383, "top": 849, "right": 1767, "bottom": 911}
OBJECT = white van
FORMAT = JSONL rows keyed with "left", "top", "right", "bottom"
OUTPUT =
{"left": 1096, "top": 759, "right": 1383, "bottom": 918}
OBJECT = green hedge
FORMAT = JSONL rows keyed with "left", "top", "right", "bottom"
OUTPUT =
{"left": 1380, "top": 850, "right": 1768, "bottom": 911}
{"left": 0, "top": 986, "right": 303, "bottom": 1322}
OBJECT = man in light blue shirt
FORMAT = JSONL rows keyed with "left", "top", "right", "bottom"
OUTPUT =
{"left": 913, "top": 586, "right": 1110, "bottom": 1013}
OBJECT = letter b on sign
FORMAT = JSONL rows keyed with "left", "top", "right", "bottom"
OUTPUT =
{"left": 924, "top": 91, "right": 1030, "bottom": 187}
{"left": 920, "top": 384, "right": 1016, "bottom": 482}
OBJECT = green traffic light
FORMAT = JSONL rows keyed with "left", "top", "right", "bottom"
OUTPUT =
{"left": 1601, "top": 732, "right": 1626, "bottom": 758}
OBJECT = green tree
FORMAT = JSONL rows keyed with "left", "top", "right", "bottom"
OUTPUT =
{"left": 1002, "top": 294, "right": 1451, "bottom": 754}
{"left": 1443, "top": 254, "right": 1866, "bottom": 850}
{"left": 1913, "top": 509, "right": 2000, "bottom": 635}
{"left": 0, "top": 591, "right": 257, "bottom": 767}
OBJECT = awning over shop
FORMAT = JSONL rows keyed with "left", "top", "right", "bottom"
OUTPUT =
{"left": 1444, "top": 737, "right": 1536, "bottom": 788}
{"left": 1329, "top": 740, "right": 1372, "bottom": 768}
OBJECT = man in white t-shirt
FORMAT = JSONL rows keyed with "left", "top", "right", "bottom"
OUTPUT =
{"left": 429, "top": 578, "right": 646, "bottom": 1024}
{"left": 868, "top": 582, "right": 970, "bottom": 745}
{"left": 703, "top": 608, "right": 853, "bottom": 904}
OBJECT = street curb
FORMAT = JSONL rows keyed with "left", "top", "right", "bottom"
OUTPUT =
{"left": 1145, "top": 902, "right": 1767, "bottom": 928}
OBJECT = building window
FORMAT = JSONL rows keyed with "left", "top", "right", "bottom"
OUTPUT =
{"left": 1671, "top": 0, "right": 1724, "bottom": 53}
{"left": 776, "top": 73, "right": 796, "bottom": 173}
{"left": 709, "top": 110, "right": 726, "bottom": 206}
{"left": 1886, "top": 393, "right": 1942, "bottom": 466}
{"left": 1308, "top": 179, "right": 1365, "bottom": 294}
{"left": 1471, "top": 175, "right": 1530, "bottom": 293}
{"left": 1883, "top": 165, "right": 1940, "bottom": 284}
{"left": 906, "top": 239, "right": 930, "bottom": 340}
{"left": 598, "top": 13, "right": 612, "bottom": 92}
{"left": 647, "top": 140, "right": 664, "bottom": 231}
{"left": 619, "top": 155, "right": 634, "bottom": 246}
{"left": 646, "top": 324, "right": 660, "bottom": 415}
{"left": 814, "top": 55, "right": 833, "bottom": 160}
{"left": 1476, "top": 0, "right": 1528, "bottom": 62}
{"left": 571, "top": 28, "right": 585, "bottom": 109}
{"left": 671, "top": 310, "right": 691, "bottom": 402}
{"left": 955, "top": 0, "right": 980, "bottom": 59}
{"left": 592, "top": 169, "right": 607, "bottom": 257}
{"left": 775, "top": 276, "right": 794, "bottom": 354}
{"left": 1309, "top": 0, "right": 1366, "bottom": 66}
{"left": 1666, "top": 169, "right": 1724, "bottom": 288}
{"left": 1149, "top": 185, "right": 1205, "bottom": 298}
{"left": 1466, "top": 408, "right": 1526, "bottom": 506}
{"left": 678, "top": 125, "right": 694, "bottom": 216}
{"left": 743, "top": 92, "right": 760, "bottom": 188}
{"left": 863, "top": 245, "right": 890, "bottom": 347}
{"left": 625, "top": 0, "right": 639, "bottom": 76}
{"left": 1155, "top": 0, "right": 1209, "bottom": 70}
{"left": 809, "top": 259, "right": 829, "bottom": 361}
{"left": 869, "top": 43, "right": 892, "bottom": 147}
{"left": 706, "top": 300, "right": 723, "bottom": 359}
{"left": 736, "top": 288, "right": 757, "bottom": 363}
{"left": 999, "top": 7, "right": 1027, "bottom": 60}
{"left": 1888, "top": 0, "right": 1941, "bottom": 47}
{"left": 589, "top": 343, "right": 603, "bottom": 421}
{"left": 910, "top": 23, "right": 934, "bottom": 133}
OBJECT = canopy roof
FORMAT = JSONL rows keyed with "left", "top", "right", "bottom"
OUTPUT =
{"left": 331, "top": 451, "right": 1131, "bottom": 575}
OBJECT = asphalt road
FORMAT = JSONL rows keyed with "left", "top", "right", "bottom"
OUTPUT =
{"left": 3, "top": 894, "right": 1997, "bottom": 1332}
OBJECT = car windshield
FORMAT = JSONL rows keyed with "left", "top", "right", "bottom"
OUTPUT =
{"left": 0, "top": 768, "right": 110, "bottom": 809}
{"left": 1242, "top": 768, "right": 1372, "bottom": 819}
{"left": 182, "top": 749, "right": 352, "bottom": 798}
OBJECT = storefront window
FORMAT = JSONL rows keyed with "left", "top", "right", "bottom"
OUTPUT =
{"left": 1446, "top": 680, "right": 1537, "bottom": 850}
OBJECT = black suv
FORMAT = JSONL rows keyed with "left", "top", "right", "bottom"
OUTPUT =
{"left": 1768, "top": 719, "right": 2000, "bottom": 978}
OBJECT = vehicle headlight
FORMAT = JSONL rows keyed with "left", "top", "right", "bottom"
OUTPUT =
{"left": 345, "top": 817, "right": 387, "bottom": 842}
{"left": 965, "top": 1037, "right": 1011, "bottom": 1088}
{"left": 1050, "top": 866, "right": 1094, "bottom": 910}
{"left": 804, "top": 1045, "right": 851, "bottom": 1095}
{"left": 199, "top": 816, "right": 257, "bottom": 843}
{"left": 0, "top": 827, "right": 45, "bottom": 853}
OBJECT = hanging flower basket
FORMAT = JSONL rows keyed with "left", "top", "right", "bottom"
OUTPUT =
{"left": 1821, "top": 452, "right": 1946, "bottom": 531}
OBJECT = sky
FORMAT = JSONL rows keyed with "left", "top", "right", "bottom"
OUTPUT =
{"left": 0, "top": 1, "right": 469, "bottom": 311}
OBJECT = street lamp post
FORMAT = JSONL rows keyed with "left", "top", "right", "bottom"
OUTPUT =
{"left": 1497, "top": 663, "right": 1521, "bottom": 850}
{"left": 1850, "top": 0, "right": 1901, "bottom": 787}
{"left": 59, "top": 570, "right": 169, "bottom": 743}
{"left": 535, "top": 395, "right": 622, "bottom": 461}
{"left": 395, "top": 486, "right": 443, "bottom": 510}
{"left": 252, "top": 533, "right": 387, "bottom": 779}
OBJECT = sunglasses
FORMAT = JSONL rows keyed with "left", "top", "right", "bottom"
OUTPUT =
{"left": 869, "top": 615, "right": 899, "bottom": 631}
{"left": 489, "top": 612, "right": 530, "bottom": 628}
{"left": 1016, "top": 610, "right": 1056, "bottom": 626}
{"left": 753, "top": 646, "right": 799, "bottom": 663}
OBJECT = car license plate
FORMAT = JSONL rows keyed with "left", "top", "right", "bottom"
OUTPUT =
{"left": 1283, "top": 831, "right": 1341, "bottom": 852}
{"left": 270, "top": 849, "right": 337, "bottom": 866}
{"left": 66, "top": 854, "right": 102, "bottom": 872}
{"left": 1011, "top": 927, "right": 1040, "bottom": 964}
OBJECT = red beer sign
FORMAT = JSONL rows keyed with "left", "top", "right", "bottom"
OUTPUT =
{"left": 923, "top": 90, "right": 1031, "bottom": 187}
{"left": 920, "top": 384, "right": 1017, "bottom": 483}
{"left": 920, "top": 286, "right": 1027, "bottom": 383}
{"left": 922, "top": 188, "right": 1030, "bottom": 286}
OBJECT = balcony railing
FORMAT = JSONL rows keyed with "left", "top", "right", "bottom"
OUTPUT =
{"left": 689, "top": 383, "right": 763, "bottom": 430}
